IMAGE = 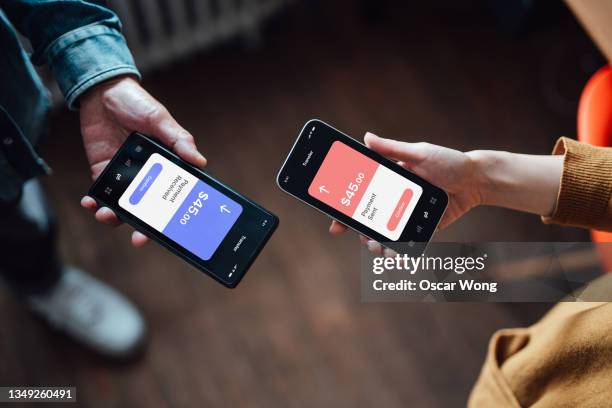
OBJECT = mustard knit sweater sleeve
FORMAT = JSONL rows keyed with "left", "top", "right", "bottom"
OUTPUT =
{"left": 542, "top": 137, "right": 612, "bottom": 231}
{"left": 468, "top": 137, "right": 612, "bottom": 408}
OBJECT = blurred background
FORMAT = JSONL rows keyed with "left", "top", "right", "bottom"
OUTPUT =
{"left": 0, "top": 0, "right": 605, "bottom": 406}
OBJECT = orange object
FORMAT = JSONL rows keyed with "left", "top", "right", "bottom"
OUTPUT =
{"left": 577, "top": 65, "right": 612, "bottom": 271}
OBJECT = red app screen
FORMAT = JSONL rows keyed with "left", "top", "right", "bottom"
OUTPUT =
{"left": 308, "top": 141, "right": 423, "bottom": 241}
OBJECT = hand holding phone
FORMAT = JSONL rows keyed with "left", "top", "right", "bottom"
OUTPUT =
{"left": 277, "top": 120, "right": 449, "bottom": 254}
{"left": 79, "top": 76, "right": 206, "bottom": 247}
{"left": 330, "top": 132, "right": 481, "bottom": 245}
{"left": 88, "top": 133, "right": 278, "bottom": 287}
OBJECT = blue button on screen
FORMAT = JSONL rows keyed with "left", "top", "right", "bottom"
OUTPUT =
{"left": 129, "top": 162, "right": 162, "bottom": 205}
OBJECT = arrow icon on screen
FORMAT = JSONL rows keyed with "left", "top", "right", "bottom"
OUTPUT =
{"left": 319, "top": 185, "right": 329, "bottom": 194}
{"left": 220, "top": 205, "right": 230, "bottom": 214}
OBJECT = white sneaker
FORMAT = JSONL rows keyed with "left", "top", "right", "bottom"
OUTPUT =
{"left": 27, "top": 266, "right": 146, "bottom": 358}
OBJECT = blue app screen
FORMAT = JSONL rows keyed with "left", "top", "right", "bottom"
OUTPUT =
{"left": 119, "top": 154, "right": 242, "bottom": 261}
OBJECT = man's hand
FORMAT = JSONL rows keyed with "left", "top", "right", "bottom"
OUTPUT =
{"left": 79, "top": 76, "right": 206, "bottom": 247}
{"left": 329, "top": 132, "right": 482, "bottom": 254}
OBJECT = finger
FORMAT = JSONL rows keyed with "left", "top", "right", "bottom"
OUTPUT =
{"left": 383, "top": 247, "right": 398, "bottom": 258}
{"left": 364, "top": 132, "right": 429, "bottom": 166}
{"left": 81, "top": 196, "right": 98, "bottom": 212}
{"left": 366, "top": 240, "right": 383, "bottom": 255}
{"left": 144, "top": 105, "right": 207, "bottom": 168}
{"left": 359, "top": 235, "right": 369, "bottom": 245}
{"left": 94, "top": 207, "right": 122, "bottom": 227}
{"left": 436, "top": 212, "right": 454, "bottom": 231}
{"left": 172, "top": 132, "right": 207, "bottom": 168}
{"left": 131, "top": 231, "right": 150, "bottom": 247}
{"left": 90, "top": 160, "right": 110, "bottom": 181}
{"left": 329, "top": 220, "right": 347, "bottom": 235}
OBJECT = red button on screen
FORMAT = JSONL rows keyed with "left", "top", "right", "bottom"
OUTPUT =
{"left": 387, "top": 189, "right": 414, "bottom": 231}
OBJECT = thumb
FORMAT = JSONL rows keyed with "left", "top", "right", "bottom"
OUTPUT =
{"left": 142, "top": 105, "right": 207, "bottom": 168}
{"left": 364, "top": 132, "right": 428, "bottom": 167}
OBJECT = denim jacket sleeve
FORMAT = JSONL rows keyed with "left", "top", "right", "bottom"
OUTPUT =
{"left": 0, "top": 0, "right": 141, "bottom": 110}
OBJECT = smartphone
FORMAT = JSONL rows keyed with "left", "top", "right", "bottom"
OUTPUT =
{"left": 277, "top": 119, "right": 448, "bottom": 254}
{"left": 89, "top": 132, "right": 278, "bottom": 288}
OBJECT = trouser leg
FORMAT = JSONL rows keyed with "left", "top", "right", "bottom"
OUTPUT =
{"left": 0, "top": 179, "right": 62, "bottom": 295}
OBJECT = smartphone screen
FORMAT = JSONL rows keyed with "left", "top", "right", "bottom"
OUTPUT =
{"left": 89, "top": 133, "right": 278, "bottom": 288}
{"left": 277, "top": 120, "right": 448, "bottom": 253}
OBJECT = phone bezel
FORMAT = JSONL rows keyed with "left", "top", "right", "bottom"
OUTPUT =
{"left": 276, "top": 119, "right": 448, "bottom": 253}
{"left": 89, "top": 132, "right": 278, "bottom": 288}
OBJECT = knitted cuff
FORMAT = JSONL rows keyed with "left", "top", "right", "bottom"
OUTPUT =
{"left": 542, "top": 137, "right": 612, "bottom": 231}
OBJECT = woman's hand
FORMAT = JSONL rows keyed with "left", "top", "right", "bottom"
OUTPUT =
{"left": 329, "top": 132, "right": 482, "bottom": 253}
{"left": 330, "top": 132, "right": 562, "bottom": 254}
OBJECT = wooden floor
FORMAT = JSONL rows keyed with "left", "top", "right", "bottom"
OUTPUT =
{"left": 0, "top": 1, "right": 596, "bottom": 407}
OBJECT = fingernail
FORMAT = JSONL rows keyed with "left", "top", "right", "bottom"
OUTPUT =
{"left": 365, "top": 132, "right": 378, "bottom": 139}
{"left": 81, "top": 196, "right": 96, "bottom": 207}
{"left": 367, "top": 240, "right": 381, "bottom": 253}
{"left": 384, "top": 248, "right": 397, "bottom": 258}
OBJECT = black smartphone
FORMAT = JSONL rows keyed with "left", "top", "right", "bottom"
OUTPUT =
{"left": 277, "top": 119, "right": 448, "bottom": 254}
{"left": 89, "top": 132, "right": 278, "bottom": 288}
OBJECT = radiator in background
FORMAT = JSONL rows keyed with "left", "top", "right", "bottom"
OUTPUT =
{"left": 40, "top": 0, "right": 290, "bottom": 105}
{"left": 110, "top": 0, "right": 290, "bottom": 71}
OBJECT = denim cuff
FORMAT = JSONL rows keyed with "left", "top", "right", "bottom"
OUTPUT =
{"left": 40, "top": 23, "right": 141, "bottom": 110}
